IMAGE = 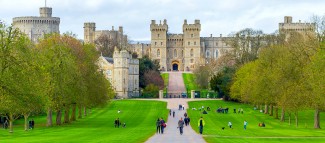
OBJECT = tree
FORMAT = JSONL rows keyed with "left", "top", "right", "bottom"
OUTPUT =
{"left": 0, "top": 25, "right": 45, "bottom": 132}
{"left": 139, "top": 55, "right": 160, "bottom": 88}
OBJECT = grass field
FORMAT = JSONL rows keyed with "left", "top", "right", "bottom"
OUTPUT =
{"left": 1, "top": 100, "right": 168, "bottom": 143}
{"left": 161, "top": 73, "right": 169, "bottom": 95}
{"left": 182, "top": 73, "right": 198, "bottom": 91}
{"left": 188, "top": 100, "right": 325, "bottom": 143}
{"left": 183, "top": 73, "right": 218, "bottom": 98}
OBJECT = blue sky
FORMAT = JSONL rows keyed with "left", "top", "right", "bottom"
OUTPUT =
{"left": 1, "top": 0, "right": 325, "bottom": 41}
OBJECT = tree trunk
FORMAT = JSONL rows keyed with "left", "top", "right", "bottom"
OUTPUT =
{"left": 47, "top": 108, "right": 53, "bottom": 127}
{"left": 275, "top": 106, "right": 279, "bottom": 119}
{"left": 9, "top": 113, "right": 13, "bottom": 133}
{"left": 23, "top": 114, "right": 30, "bottom": 131}
{"left": 295, "top": 111, "right": 298, "bottom": 128}
{"left": 70, "top": 104, "right": 76, "bottom": 121}
{"left": 64, "top": 105, "right": 70, "bottom": 124}
{"left": 84, "top": 107, "right": 87, "bottom": 116}
{"left": 269, "top": 105, "right": 273, "bottom": 116}
{"left": 56, "top": 110, "right": 62, "bottom": 125}
{"left": 288, "top": 112, "right": 291, "bottom": 126}
{"left": 281, "top": 108, "right": 285, "bottom": 122}
{"left": 314, "top": 108, "right": 320, "bottom": 129}
{"left": 78, "top": 105, "right": 82, "bottom": 119}
{"left": 264, "top": 104, "right": 268, "bottom": 114}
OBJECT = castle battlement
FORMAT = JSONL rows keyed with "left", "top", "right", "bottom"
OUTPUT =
{"left": 150, "top": 19, "right": 168, "bottom": 31}
{"left": 13, "top": 17, "right": 60, "bottom": 25}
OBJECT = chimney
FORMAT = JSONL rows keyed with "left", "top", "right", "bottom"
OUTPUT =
{"left": 112, "top": 26, "right": 114, "bottom": 30}
{"left": 220, "top": 34, "right": 222, "bottom": 37}
{"left": 210, "top": 34, "right": 212, "bottom": 37}
{"left": 184, "top": 19, "right": 187, "bottom": 24}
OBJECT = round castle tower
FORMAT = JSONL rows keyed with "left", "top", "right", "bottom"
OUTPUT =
{"left": 12, "top": 7, "right": 60, "bottom": 42}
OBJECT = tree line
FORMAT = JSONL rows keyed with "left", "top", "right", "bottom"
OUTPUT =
{"left": 0, "top": 24, "right": 114, "bottom": 133}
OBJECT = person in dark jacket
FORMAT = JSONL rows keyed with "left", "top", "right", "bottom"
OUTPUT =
{"left": 160, "top": 118, "right": 166, "bottom": 134}
{"left": 178, "top": 118, "right": 185, "bottom": 135}
{"left": 198, "top": 117, "right": 205, "bottom": 134}
{"left": 156, "top": 118, "right": 161, "bottom": 134}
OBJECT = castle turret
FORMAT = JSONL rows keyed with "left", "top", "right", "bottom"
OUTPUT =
{"left": 150, "top": 19, "right": 168, "bottom": 71}
{"left": 83, "top": 22, "right": 96, "bottom": 43}
{"left": 40, "top": 7, "right": 52, "bottom": 17}
{"left": 183, "top": 19, "right": 201, "bottom": 71}
{"left": 113, "top": 48, "right": 130, "bottom": 98}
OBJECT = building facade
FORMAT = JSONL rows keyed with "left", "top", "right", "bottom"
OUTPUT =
{"left": 12, "top": 6, "right": 60, "bottom": 42}
{"left": 83, "top": 22, "right": 128, "bottom": 45}
{"left": 130, "top": 19, "right": 232, "bottom": 71}
{"left": 98, "top": 48, "right": 139, "bottom": 98}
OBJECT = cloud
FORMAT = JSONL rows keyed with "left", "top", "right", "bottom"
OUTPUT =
{"left": 1, "top": 0, "right": 325, "bottom": 41}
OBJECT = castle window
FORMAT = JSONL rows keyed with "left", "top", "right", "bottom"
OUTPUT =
{"left": 188, "top": 42, "right": 190, "bottom": 45}
{"left": 174, "top": 49, "right": 177, "bottom": 57}
{"left": 191, "top": 34, "right": 194, "bottom": 38}
{"left": 161, "top": 42, "right": 163, "bottom": 45}
{"left": 190, "top": 49, "right": 194, "bottom": 57}
{"left": 157, "top": 49, "right": 160, "bottom": 57}
{"left": 155, "top": 42, "right": 157, "bottom": 45}
{"left": 181, "top": 50, "right": 184, "bottom": 57}
{"left": 190, "top": 59, "right": 194, "bottom": 63}
{"left": 216, "top": 42, "right": 218, "bottom": 46}
{"left": 194, "top": 41, "right": 196, "bottom": 45}
{"left": 206, "top": 51, "right": 210, "bottom": 58}
{"left": 158, "top": 34, "right": 160, "bottom": 38}
{"left": 215, "top": 50, "right": 219, "bottom": 58}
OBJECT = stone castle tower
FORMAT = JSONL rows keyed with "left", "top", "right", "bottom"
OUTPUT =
{"left": 12, "top": 6, "right": 60, "bottom": 42}
{"left": 113, "top": 48, "right": 139, "bottom": 98}
{"left": 149, "top": 19, "right": 201, "bottom": 71}
{"left": 83, "top": 22, "right": 96, "bottom": 43}
{"left": 183, "top": 19, "right": 201, "bottom": 70}
{"left": 150, "top": 19, "right": 168, "bottom": 70}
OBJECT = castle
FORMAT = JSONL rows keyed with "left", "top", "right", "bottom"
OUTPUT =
{"left": 12, "top": 6, "right": 60, "bottom": 42}
{"left": 130, "top": 19, "right": 232, "bottom": 71}
{"left": 97, "top": 48, "right": 139, "bottom": 98}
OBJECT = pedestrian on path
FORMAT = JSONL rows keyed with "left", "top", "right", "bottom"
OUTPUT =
{"left": 169, "top": 109, "right": 171, "bottom": 116}
{"left": 198, "top": 117, "right": 205, "bottom": 134}
{"left": 160, "top": 118, "right": 166, "bottom": 134}
{"left": 156, "top": 118, "right": 161, "bottom": 134}
{"left": 173, "top": 111, "right": 175, "bottom": 118}
{"left": 178, "top": 118, "right": 185, "bottom": 135}
{"left": 182, "top": 104, "right": 185, "bottom": 110}
{"left": 244, "top": 120, "right": 248, "bottom": 130}
{"left": 184, "top": 112, "right": 187, "bottom": 118}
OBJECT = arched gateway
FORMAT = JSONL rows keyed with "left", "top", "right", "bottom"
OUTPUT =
{"left": 171, "top": 61, "right": 179, "bottom": 71}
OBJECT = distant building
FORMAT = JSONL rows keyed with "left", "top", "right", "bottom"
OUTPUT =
{"left": 97, "top": 48, "right": 139, "bottom": 99}
{"left": 12, "top": 6, "right": 60, "bottom": 42}
{"left": 279, "top": 16, "right": 315, "bottom": 37}
{"left": 130, "top": 19, "right": 232, "bottom": 71}
{"left": 83, "top": 22, "right": 127, "bottom": 46}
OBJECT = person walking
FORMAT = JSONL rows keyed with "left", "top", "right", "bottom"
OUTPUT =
{"left": 244, "top": 120, "right": 248, "bottom": 130}
{"left": 160, "top": 118, "right": 166, "bottom": 134}
{"left": 228, "top": 121, "right": 232, "bottom": 129}
{"left": 184, "top": 112, "right": 187, "bottom": 118}
{"left": 169, "top": 109, "right": 171, "bottom": 116}
{"left": 187, "top": 116, "right": 191, "bottom": 125}
{"left": 178, "top": 118, "right": 185, "bottom": 135}
{"left": 156, "top": 118, "right": 161, "bottom": 134}
{"left": 31, "top": 119, "right": 35, "bottom": 129}
{"left": 4, "top": 119, "right": 8, "bottom": 129}
{"left": 198, "top": 117, "right": 205, "bottom": 134}
{"left": 184, "top": 117, "right": 188, "bottom": 126}
{"left": 173, "top": 111, "right": 175, "bottom": 118}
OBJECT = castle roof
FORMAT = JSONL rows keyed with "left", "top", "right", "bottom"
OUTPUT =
{"left": 104, "top": 57, "right": 114, "bottom": 64}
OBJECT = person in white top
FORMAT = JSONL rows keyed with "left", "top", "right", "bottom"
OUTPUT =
{"left": 228, "top": 121, "right": 232, "bottom": 128}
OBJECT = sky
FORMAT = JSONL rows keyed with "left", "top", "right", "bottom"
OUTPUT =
{"left": 1, "top": 0, "right": 325, "bottom": 41}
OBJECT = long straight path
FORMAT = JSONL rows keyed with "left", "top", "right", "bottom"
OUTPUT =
{"left": 145, "top": 98, "right": 206, "bottom": 143}
{"left": 167, "top": 72, "right": 186, "bottom": 95}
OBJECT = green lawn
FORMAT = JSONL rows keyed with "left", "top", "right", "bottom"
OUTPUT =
{"left": 188, "top": 100, "right": 325, "bottom": 143}
{"left": 183, "top": 73, "right": 198, "bottom": 91}
{"left": 183, "top": 73, "right": 217, "bottom": 98}
{"left": 1, "top": 100, "right": 168, "bottom": 143}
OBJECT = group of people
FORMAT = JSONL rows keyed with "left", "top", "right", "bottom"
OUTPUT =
{"left": 169, "top": 109, "right": 176, "bottom": 118}
{"left": 114, "top": 118, "right": 126, "bottom": 128}
{"left": 183, "top": 113, "right": 190, "bottom": 126}
{"left": 156, "top": 118, "right": 166, "bottom": 134}
{"left": 234, "top": 108, "right": 244, "bottom": 114}
{"left": 178, "top": 104, "right": 185, "bottom": 110}
{"left": 217, "top": 107, "right": 229, "bottom": 113}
